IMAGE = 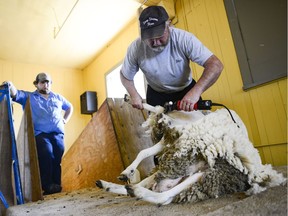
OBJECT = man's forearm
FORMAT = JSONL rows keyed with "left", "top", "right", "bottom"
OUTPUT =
{"left": 120, "top": 71, "right": 139, "bottom": 98}
{"left": 63, "top": 106, "right": 73, "bottom": 124}
{"left": 120, "top": 71, "right": 144, "bottom": 109}
{"left": 194, "top": 55, "right": 223, "bottom": 95}
{"left": 180, "top": 55, "right": 223, "bottom": 111}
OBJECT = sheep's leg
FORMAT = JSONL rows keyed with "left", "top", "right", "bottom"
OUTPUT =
{"left": 118, "top": 141, "right": 164, "bottom": 182}
{"left": 96, "top": 172, "right": 158, "bottom": 195}
{"left": 95, "top": 180, "right": 128, "bottom": 195}
{"left": 127, "top": 172, "right": 204, "bottom": 205}
{"left": 142, "top": 103, "right": 159, "bottom": 113}
{"left": 124, "top": 94, "right": 161, "bottom": 113}
{"left": 136, "top": 172, "right": 157, "bottom": 188}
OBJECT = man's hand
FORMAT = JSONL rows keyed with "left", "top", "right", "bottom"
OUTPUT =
{"left": 179, "top": 91, "right": 200, "bottom": 111}
{"left": 124, "top": 94, "right": 144, "bottom": 110}
{"left": 130, "top": 94, "right": 144, "bottom": 110}
{"left": 2, "top": 81, "right": 17, "bottom": 98}
{"left": 2, "top": 81, "right": 11, "bottom": 87}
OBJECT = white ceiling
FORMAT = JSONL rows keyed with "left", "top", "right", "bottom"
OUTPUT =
{"left": 0, "top": 0, "right": 142, "bottom": 70}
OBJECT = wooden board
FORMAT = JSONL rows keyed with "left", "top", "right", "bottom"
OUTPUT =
{"left": 107, "top": 98, "right": 155, "bottom": 179}
{"left": 16, "top": 98, "right": 43, "bottom": 202}
{"left": 0, "top": 94, "right": 14, "bottom": 214}
{"left": 61, "top": 100, "right": 125, "bottom": 192}
{"left": 61, "top": 98, "right": 155, "bottom": 191}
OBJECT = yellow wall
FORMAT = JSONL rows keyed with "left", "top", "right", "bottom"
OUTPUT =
{"left": 0, "top": 59, "right": 88, "bottom": 152}
{"left": 82, "top": 18, "right": 140, "bottom": 105}
{"left": 1, "top": 0, "right": 286, "bottom": 165}
{"left": 82, "top": 0, "right": 287, "bottom": 166}
{"left": 175, "top": 0, "right": 287, "bottom": 165}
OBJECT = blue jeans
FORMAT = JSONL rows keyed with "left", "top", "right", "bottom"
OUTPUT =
{"left": 35, "top": 132, "right": 64, "bottom": 191}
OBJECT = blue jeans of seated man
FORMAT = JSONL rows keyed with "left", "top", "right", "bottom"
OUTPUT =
{"left": 35, "top": 132, "right": 64, "bottom": 192}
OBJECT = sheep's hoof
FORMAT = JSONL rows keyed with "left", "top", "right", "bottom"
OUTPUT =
{"left": 118, "top": 174, "right": 128, "bottom": 182}
{"left": 95, "top": 180, "right": 103, "bottom": 189}
{"left": 125, "top": 185, "right": 135, "bottom": 197}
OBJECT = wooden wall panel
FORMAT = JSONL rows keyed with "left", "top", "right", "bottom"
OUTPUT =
{"left": 16, "top": 99, "right": 43, "bottom": 202}
{"left": 278, "top": 79, "right": 287, "bottom": 113}
{"left": 261, "top": 145, "right": 287, "bottom": 166}
{"left": 175, "top": 0, "right": 287, "bottom": 165}
{"left": 1, "top": 90, "right": 43, "bottom": 214}
{"left": 61, "top": 101, "right": 124, "bottom": 192}
{"left": 62, "top": 98, "right": 155, "bottom": 191}
{"left": 107, "top": 98, "right": 154, "bottom": 179}
{"left": 249, "top": 83, "right": 286, "bottom": 145}
{"left": 0, "top": 96, "right": 14, "bottom": 214}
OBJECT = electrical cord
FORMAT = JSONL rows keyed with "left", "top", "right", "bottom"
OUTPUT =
{"left": 211, "top": 103, "right": 240, "bottom": 128}
{"left": 164, "top": 99, "right": 240, "bottom": 128}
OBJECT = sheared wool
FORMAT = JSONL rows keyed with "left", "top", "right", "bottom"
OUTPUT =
{"left": 143, "top": 108, "right": 286, "bottom": 196}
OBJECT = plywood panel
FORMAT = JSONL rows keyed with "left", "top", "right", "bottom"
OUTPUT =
{"left": 0, "top": 94, "right": 14, "bottom": 214}
{"left": 62, "top": 98, "right": 156, "bottom": 191}
{"left": 61, "top": 100, "right": 125, "bottom": 192}
{"left": 107, "top": 98, "right": 154, "bottom": 179}
{"left": 17, "top": 99, "right": 43, "bottom": 202}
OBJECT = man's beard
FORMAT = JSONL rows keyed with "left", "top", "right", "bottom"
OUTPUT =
{"left": 39, "top": 89, "right": 50, "bottom": 95}
{"left": 148, "top": 45, "right": 166, "bottom": 53}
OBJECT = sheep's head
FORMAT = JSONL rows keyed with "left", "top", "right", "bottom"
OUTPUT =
{"left": 145, "top": 112, "right": 181, "bottom": 144}
{"left": 150, "top": 113, "right": 165, "bottom": 143}
{"left": 162, "top": 126, "right": 180, "bottom": 144}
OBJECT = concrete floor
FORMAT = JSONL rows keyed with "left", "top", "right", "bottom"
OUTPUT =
{"left": 5, "top": 166, "right": 287, "bottom": 216}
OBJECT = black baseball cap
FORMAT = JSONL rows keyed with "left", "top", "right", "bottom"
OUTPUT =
{"left": 139, "top": 6, "right": 169, "bottom": 40}
{"left": 33, "top": 73, "right": 52, "bottom": 84}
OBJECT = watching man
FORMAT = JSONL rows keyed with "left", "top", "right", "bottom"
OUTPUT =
{"left": 3, "top": 72, "right": 73, "bottom": 195}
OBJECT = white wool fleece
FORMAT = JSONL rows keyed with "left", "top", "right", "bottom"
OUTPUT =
{"left": 144, "top": 108, "right": 286, "bottom": 194}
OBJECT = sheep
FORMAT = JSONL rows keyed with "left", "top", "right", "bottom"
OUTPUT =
{"left": 96, "top": 106, "right": 286, "bottom": 206}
